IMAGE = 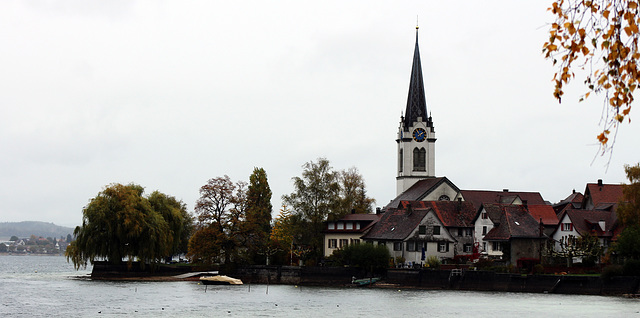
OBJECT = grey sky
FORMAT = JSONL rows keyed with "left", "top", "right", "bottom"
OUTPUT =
{"left": 2, "top": 1, "right": 638, "bottom": 227}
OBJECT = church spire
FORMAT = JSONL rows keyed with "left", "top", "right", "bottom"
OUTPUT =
{"left": 403, "top": 26, "right": 429, "bottom": 131}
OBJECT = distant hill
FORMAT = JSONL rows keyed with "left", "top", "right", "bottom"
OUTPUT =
{"left": 0, "top": 221, "right": 75, "bottom": 240}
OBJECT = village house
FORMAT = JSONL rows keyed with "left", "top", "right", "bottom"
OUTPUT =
{"left": 362, "top": 200, "right": 476, "bottom": 266}
{"left": 480, "top": 204, "right": 548, "bottom": 267}
{"left": 550, "top": 180, "right": 625, "bottom": 258}
{"left": 322, "top": 213, "right": 381, "bottom": 257}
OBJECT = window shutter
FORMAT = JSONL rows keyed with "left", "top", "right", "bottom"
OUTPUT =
{"left": 446, "top": 242, "right": 450, "bottom": 252}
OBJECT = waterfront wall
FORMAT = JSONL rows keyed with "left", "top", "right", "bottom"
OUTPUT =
{"left": 385, "top": 269, "right": 640, "bottom": 295}
{"left": 231, "top": 266, "right": 640, "bottom": 295}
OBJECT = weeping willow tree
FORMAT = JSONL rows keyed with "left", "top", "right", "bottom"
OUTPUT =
{"left": 66, "top": 183, "right": 192, "bottom": 270}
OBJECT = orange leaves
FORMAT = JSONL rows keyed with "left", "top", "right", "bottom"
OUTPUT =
{"left": 545, "top": 0, "right": 638, "bottom": 149}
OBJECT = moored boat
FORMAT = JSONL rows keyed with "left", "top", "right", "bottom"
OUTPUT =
{"left": 199, "top": 275, "right": 243, "bottom": 285}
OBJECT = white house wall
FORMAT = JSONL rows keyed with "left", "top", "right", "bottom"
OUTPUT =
{"left": 552, "top": 213, "right": 580, "bottom": 251}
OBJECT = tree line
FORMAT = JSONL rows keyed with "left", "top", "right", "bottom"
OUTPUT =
{"left": 66, "top": 158, "right": 375, "bottom": 269}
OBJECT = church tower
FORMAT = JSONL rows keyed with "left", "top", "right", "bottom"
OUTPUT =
{"left": 396, "top": 26, "right": 436, "bottom": 196}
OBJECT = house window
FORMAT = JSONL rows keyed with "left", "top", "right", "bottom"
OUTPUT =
{"left": 355, "top": 223, "right": 361, "bottom": 230}
{"left": 406, "top": 241, "right": 415, "bottom": 251}
{"left": 328, "top": 239, "right": 337, "bottom": 249}
{"left": 328, "top": 223, "right": 335, "bottom": 230}
{"left": 351, "top": 239, "right": 360, "bottom": 245}
{"left": 482, "top": 226, "right": 487, "bottom": 235}
{"left": 413, "top": 147, "right": 426, "bottom": 171}
{"left": 438, "top": 242, "right": 449, "bottom": 253}
{"left": 463, "top": 243, "right": 473, "bottom": 253}
{"left": 393, "top": 242, "right": 403, "bottom": 251}
{"left": 378, "top": 241, "right": 385, "bottom": 246}
{"left": 464, "top": 228, "right": 473, "bottom": 237}
{"left": 458, "top": 228, "right": 463, "bottom": 236}
{"left": 337, "top": 222, "right": 344, "bottom": 230}
{"left": 419, "top": 225, "right": 426, "bottom": 235}
{"left": 399, "top": 149, "right": 403, "bottom": 173}
{"left": 561, "top": 223, "right": 573, "bottom": 231}
{"left": 482, "top": 242, "right": 487, "bottom": 252}
{"left": 481, "top": 211, "right": 488, "bottom": 219}
{"left": 433, "top": 226, "right": 441, "bottom": 235}
{"left": 339, "top": 239, "right": 349, "bottom": 248}
{"left": 346, "top": 222, "right": 353, "bottom": 230}
{"left": 417, "top": 241, "right": 426, "bottom": 251}
{"left": 492, "top": 242, "right": 503, "bottom": 252}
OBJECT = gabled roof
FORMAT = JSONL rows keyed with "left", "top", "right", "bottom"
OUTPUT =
{"left": 362, "top": 206, "right": 431, "bottom": 241}
{"left": 385, "top": 177, "right": 459, "bottom": 210}
{"left": 527, "top": 204, "right": 559, "bottom": 226}
{"left": 403, "top": 27, "right": 430, "bottom": 131}
{"left": 483, "top": 205, "right": 544, "bottom": 241}
{"left": 583, "top": 182, "right": 624, "bottom": 208}
{"left": 460, "top": 189, "right": 546, "bottom": 211}
{"left": 400, "top": 200, "right": 476, "bottom": 227}
{"left": 554, "top": 191, "right": 584, "bottom": 208}
{"left": 564, "top": 209, "right": 619, "bottom": 239}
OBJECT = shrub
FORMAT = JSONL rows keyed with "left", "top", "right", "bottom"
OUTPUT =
{"left": 601, "top": 265, "right": 624, "bottom": 280}
{"left": 623, "top": 259, "right": 640, "bottom": 276}
{"left": 426, "top": 256, "right": 441, "bottom": 269}
{"left": 330, "top": 243, "right": 390, "bottom": 272}
{"left": 533, "top": 264, "right": 545, "bottom": 274}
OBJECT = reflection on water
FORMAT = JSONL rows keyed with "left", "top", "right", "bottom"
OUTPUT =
{"left": 0, "top": 255, "right": 637, "bottom": 317}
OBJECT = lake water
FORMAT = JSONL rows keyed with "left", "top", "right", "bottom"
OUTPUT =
{"left": 0, "top": 255, "right": 638, "bottom": 317}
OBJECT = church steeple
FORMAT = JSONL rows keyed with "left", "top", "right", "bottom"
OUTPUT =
{"left": 403, "top": 26, "right": 430, "bottom": 131}
{"left": 396, "top": 26, "right": 436, "bottom": 196}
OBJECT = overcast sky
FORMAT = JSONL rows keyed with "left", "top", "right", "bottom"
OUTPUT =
{"left": 2, "top": 1, "right": 638, "bottom": 228}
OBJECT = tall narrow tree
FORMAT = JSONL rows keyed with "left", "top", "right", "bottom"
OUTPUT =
{"left": 243, "top": 167, "right": 273, "bottom": 263}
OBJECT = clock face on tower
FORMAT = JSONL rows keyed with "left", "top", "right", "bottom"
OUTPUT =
{"left": 413, "top": 128, "right": 426, "bottom": 142}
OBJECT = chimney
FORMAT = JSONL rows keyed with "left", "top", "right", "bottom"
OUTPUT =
{"left": 599, "top": 219, "right": 606, "bottom": 231}
{"left": 597, "top": 179, "right": 603, "bottom": 187}
{"left": 406, "top": 202, "right": 412, "bottom": 216}
{"left": 457, "top": 197, "right": 462, "bottom": 212}
{"left": 376, "top": 207, "right": 382, "bottom": 215}
{"left": 572, "top": 189, "right": 576, "bottom": 194}
{"left": 523, "top": 200, "right": 528, "bottom": 207}
{"left": 351, "top": 209, "right": 356, "bottom": 214}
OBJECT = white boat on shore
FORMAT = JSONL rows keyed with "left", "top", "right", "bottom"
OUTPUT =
{"left": 199, "top": 275, "right": 243, "bottom": 285}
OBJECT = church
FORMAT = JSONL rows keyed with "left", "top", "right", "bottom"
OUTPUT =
{"left": 324, "top": 27, "right": 556, "bottom": 266}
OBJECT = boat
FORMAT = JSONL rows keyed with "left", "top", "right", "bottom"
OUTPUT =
{"left": 351, "top": 277, "right": 380, "bottom": 286}
{"left": 199, "top": 275, "right": 243, "bottom": 285}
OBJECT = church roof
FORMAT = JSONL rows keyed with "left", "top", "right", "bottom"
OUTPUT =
{"left": 385, "top": 177, "right": 459, "bottom": 210}
{"left": 403, "top": 27, "right": 430, "bottom": 130}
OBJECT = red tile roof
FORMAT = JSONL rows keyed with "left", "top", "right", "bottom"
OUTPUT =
{"left": 564, "top": 209, "right": 619, "bottom": 239}
{"left": 584, "top": 183, "right": 624, "bottom": 206}
{"left": 400, "top": 200, "right": 476, "bottom": 227}
{"left": 527, "top": 204, "right": 559, "bottom": 226}
{"left": 460, "top": 190, "right": 546, "bottom": 210}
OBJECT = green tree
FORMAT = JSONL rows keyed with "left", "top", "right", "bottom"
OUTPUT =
{"left": 612, "top": 163, "right": 640, "bottom": 259}
{"left": 0, "top": 243, "right": 7, "bottom": 253}
{"left": 543, "top": 0, "right": 639, "bottom": 151}
{"left": 65, "top": 183, "right": 188, "bottom": 270}
{"left": 337, "top": 167, "right": 376, "bottom": 217}
{"left": 243, "top": 167, "right": 273, "bottom": 264}
{"left": 283, "top": 158, "right": 340, "bottom": 261}
{"left": 550, "top": 233, "right": 604, "bottom": 266}
{"left": 147, "top": 191, "right": 194, "bottom": 257}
